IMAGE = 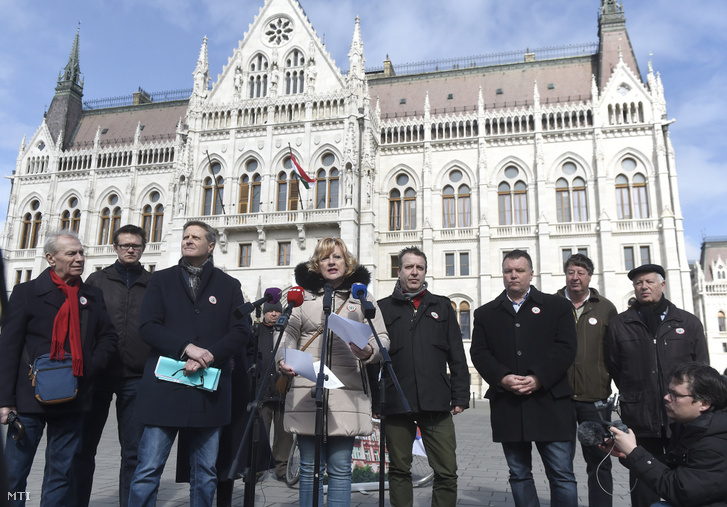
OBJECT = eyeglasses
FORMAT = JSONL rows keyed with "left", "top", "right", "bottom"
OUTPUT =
{"left": 116, "top": 244, "right": 143, "bottom": 251}
{"left": 666, "top": 389, "right": 694, "bottom": 400}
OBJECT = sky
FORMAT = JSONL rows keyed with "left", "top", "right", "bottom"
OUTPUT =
{"left": 1, "top": 0, "right": 725, "bottom": 261}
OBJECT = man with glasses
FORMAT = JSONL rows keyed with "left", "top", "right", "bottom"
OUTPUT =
{"left": 605, "top": 264, "right": 708, "bottom": 507}
{"left": 73, "top": 224, "right": 152, "bottom": 506}
{"left": 604, "top": 362, "right": 727, "bottom": 507}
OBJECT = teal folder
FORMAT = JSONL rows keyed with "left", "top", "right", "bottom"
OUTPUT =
{"left": 154, "top": 356, "right": 221, "bottom": 392}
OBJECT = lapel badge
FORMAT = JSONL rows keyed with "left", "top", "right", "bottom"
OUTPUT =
{"left": 347, "top": 303, "right": 356, "bottom": 312}
{"left": 209, "top": 296, "right": 217, "bottom": 305}
{"left": 430, "top": 311, "right": 439, "bottom": 319}
{"left": 79, "top": 296, "right": 88, "bottom": 306}
{"left": 588, "top": 317, "right": 598, "bottom": 325}
{"left": 675, "top": 328, "right": 685, "bottom": 335}
{"left": 531, "top": 307, "right": 541, "bottom": 314}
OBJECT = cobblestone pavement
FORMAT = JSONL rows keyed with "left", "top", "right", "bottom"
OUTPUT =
{"left": 5, "top": 401, "right": 635, "bottom": 506}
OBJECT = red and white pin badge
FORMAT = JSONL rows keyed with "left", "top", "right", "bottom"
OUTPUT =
{"left": 589, "top": 317, "right": 598, "bottom": 325}
{"left": 209, "top": 296, "right": 217, "bottom": 305}
{"left": 347, "top": 303, "right": 356, "bottom": 312}
{"left": 531, "top": 307, "right": 541, "bottom": 314}
{"left": 675, "top": 328, "right": 685, "bottom": 335}
{"left": 79, "top": 296, "right": 88, "bottom": 306}
{"left": 431, "top": 311, "right": 439, "bottom": 319}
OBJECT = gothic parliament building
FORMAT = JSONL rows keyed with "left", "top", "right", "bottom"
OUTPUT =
{"left": 5, "top": 0, "right": 724, "bottom": 388}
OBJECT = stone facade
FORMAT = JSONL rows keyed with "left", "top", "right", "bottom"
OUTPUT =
{"left": 692, "top": 239, "right": 727, "bottom": 374}
{"left": 1, "top": 0, "right": 698, "bottom": 394}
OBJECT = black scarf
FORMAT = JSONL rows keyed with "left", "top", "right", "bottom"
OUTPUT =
{"left": 394, "top": 279, "right": 428, "bottom": 301}
{"left": 180, "top": 255, "right": 213, "bottom": 299}
{"left": 633, "top": 296, "right": 670, "bottom": 337}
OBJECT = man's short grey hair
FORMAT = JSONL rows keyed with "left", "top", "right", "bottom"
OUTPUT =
{"left": 44, "top": 229, "right": 81, "bottom": 256}
{"left": 183, "top": 220, "right": 217, "bottom": 244}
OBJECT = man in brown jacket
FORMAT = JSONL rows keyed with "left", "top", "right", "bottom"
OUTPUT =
{"left": 557, "top": 253, "right": 617, "bottom": 507}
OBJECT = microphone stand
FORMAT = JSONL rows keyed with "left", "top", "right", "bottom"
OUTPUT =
{"left": 229, "top": 306, "right": 293, "bottom": 507}
{"left": 241, "top": 307, "right": 263, "bottom": 507}
{"left": 361, "top": 307, "right": 411, "bottom": 507}
{"left": 312, "top": 286, "right": 333, "bottom": 507}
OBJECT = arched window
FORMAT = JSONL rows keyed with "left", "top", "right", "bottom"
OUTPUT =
{"left": 718, "top": 311, "right": 726, "bottom": 332}
{"left": 388, "top": 172, "right": 416, "bottom": 231}
{"left": 277, "top": 172, "right": 288, "bottom": 211}
{"left": 288, "top": 173, "right": 300, "bottom": 211}
{"left": 459, "top": 301, "right": 471, "bottom": 340}
{"left": 248, "top": 53, "right": 269, "bottom": 99}
{"left": 389, "top": 189, "right": 401, "bottom": 230}
{"left": 142, "top": 202, "right": 164, "bottom": 243}
{"left": 443, "top": 186, "right": 456, "bottom": 228}
{"left": 615, "top": 174, "right": 632, "bottom": 219}
{"left": 556, "top": 178, "right": 571, "bottom": 222}
{"left": 98, "top": 208, "right": 111, "bottom": 244}
{"left": 202, "top": 176, "right": 224, "bottom": 215}
{"left": 498, "top": 180, "right": 529, "bottom": 225}
{"left": 61, "top": 196, "right": 81, "bottom": 232}
{"left": 285, "top": 49, "right": 305, "bottom": 95}
{"left": 632, "top": 173, "right": 649, "bottom": 218}
{"left": 616, "top": 158, "right": 649, "bottom": 220}
{"left": 572, "top": 177, "right": 587, "bottom": 221}
{"left": 458, "top": 184, "right": 471, "bottom": 227}
{"left": 20, "top": 212, "right": 42, "bottom": 249}
{"left": 315, "top": 154, "right": 340, "bottom": 209}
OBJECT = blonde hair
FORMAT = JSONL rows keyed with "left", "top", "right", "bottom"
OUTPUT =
{"left": 307, "top": 237, "right": 357, "bottom": 278}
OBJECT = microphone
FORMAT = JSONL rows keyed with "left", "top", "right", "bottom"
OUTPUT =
{"left": 322, "top": 283, "right": 333, "bottom": 314}
{"left": 351, "top": 282, "right": 376, "bottom": 319}
{"left": 577, "top": 419, "right": 629, "bottom": 446}
{"left": 233, "top": 287, "right": 282, "bottom": 319}
{"left": 275, "top": 286, "right": 305, "bottom": 331}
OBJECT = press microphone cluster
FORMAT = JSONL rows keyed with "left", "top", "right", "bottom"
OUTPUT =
{"left": 234, "top": 287, "right": 282, "bottom": 319}
{"left": 577, "top": 419, "right": 629, "bottom": 447}
{"left": 275, "top": 286, "right": 305, "bottom": 331}
{"left": 351, "top": 282, "right": 376, "bottom": 318}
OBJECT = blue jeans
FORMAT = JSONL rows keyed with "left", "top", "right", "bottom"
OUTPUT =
{"left": 4, "top": 412, "right": 83, "bottom": 507}
{"left": 502, "top": 440, "right": 578, "bottom": 507}
{"left": 572, "top": 400, "right": 613, "bottom": 507}
{"left": 297, "top": 434, "right": 355, "bottom": 507}
{"left": 128, "top": 425, "right": 221, "bottom": 507}
{"left": 73, "top": 376, "right": 143, "bottom": 507}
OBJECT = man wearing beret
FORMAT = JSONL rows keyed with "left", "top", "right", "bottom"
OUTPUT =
{"left": 605, "top": 263, "right": 709, "bottom": 507}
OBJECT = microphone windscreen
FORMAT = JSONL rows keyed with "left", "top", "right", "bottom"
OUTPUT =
{"left": 351, "top": 282, "right": 367, "bottom": 299}
{"left": 264, "top": 287, "right": 282, "bottom": 304}
{"left": 287, "top": 286, "right": 305, "bottom": 307}
{"left": 577, "top": 421, "right": 607, "bottom": 447}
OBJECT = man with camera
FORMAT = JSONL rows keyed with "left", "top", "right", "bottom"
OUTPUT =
{"left": 605, "top": 362, "right": 727, "bottom": 507}
{"left": 605, "top": 263, "right": 709, "bottom": 507}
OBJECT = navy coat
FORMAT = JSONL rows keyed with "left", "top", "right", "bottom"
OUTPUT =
{"left": 0, "top": 267, "right": 118, "bottom": 414}
{"left": 134, "top": 262, "right": 249, "bottom": 428}
{"left": 471, "top": 286, "right": 577, "bottom": 442}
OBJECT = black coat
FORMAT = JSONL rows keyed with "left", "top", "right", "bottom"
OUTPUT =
{"left": 134, "top": 262, "right": 250, "bottom": 428}
{"left": 470, "top": 286, "right": 577, "bottom": 442}
{"left": 377, "top": 289, "right": 470, "bottom": 414}
{"left": 0, "top": 268, "right": 118, "bottom": 414}
{"left": 85, "top": 262, "right": 151, "bottom": 377}
{"left": 605, "top": 302, "right": 709, "bottom": 438}
{"left": 624, "top": 411, "right": 727, "bottom": 507}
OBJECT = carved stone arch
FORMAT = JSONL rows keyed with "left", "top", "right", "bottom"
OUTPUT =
{"left": 197, "top": 153, "right": 228, "bottom": 179}
{"left": 19, "top": 192, "right": 46, "bottom": 213}
{"left": 136, "top": 183, "right": 166, "bottom": 209}
{"left": 606, "top": 148, "right": 654, "bottom": 180}
{"left": 311, "top": 144, "right": 344, "bottom": 167}
{"left": 246, "top": 51, "right": 270, "bottom": 71}
{"left": 490, "top": 156, "right": 533, "bottom": 186}
{"left": 55, "top": 190, "right": 83, "bottom": 216}
{"left": 437, "top": 160, "right": 475, "bottom": 191}
{"left": 382, "top": 164, "right": 421, "bottom": 191}
{"left": 236, "top": 150, "right": 264, "bottom": 176}
{"left": 282, "top": 46, "right": 308, "bottom": 67}
{"left": 94, "top": 187, "right": 125, "bottom": 212}
{"left": 547, "top": 152, "right": 593, "bottom": 183}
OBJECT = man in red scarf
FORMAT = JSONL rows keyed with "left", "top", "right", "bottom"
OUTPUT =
{"left": 0, "top": 230, "right": 117, "bottom": 507}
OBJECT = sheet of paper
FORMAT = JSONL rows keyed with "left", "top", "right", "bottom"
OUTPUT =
{"left": 328, "top": 313, "right": 372, "bottom": 349}
{"left": 281, "top": 348, "right": 343, "bottom": 389}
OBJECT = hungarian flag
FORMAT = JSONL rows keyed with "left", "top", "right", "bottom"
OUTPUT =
{"left": 289, "top": 146, "right": 315, "bottom": 189}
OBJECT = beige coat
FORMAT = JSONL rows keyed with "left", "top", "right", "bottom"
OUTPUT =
{"left": 279, "top": 288, "right": 389, "bottom": 437}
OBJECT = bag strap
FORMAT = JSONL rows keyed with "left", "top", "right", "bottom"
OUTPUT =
{"left": 300, "top": 298, "right": 347, "bottom": 352}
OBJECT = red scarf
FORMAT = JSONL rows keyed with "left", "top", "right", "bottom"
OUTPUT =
{"left": 49, "top": 270, "right": 84, "bottom": 376}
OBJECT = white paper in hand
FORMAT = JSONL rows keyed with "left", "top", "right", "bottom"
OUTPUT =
{"left": 281, "top": 348, "right": 344, "bottom": 389}
{"left": 328, "top": 313, "right": 371, "bottom": 349}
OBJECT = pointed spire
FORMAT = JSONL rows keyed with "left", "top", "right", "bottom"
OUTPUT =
{"left": 19, "top": 134, "right": 27, "bottom": 154}
{"left": 348, "top": 16, "right": 365, "bottom": 80}
{"left": 94, "top": 126, "right": 101, "bottom": 148}
{"left": 533, "top": 81, "right": 540, "bottom": 109}
{"left": 424, "top": 91, "right": 431, "bottom": 121}
{"left": 55, "top": 23, "right": 83, "bottom": 95}
{"left": 591, "top": 74, "right": 599, "bottom": 102}
{"left": 478, "top": 86, "right": 484, "bottom": 114}
{"left": 193, "top": 36, "right": 210, "bottom": 99}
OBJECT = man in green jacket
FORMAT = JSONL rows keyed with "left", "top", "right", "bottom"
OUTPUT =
{"left": 557, "top": 253, "right": 617, "bottom": 507}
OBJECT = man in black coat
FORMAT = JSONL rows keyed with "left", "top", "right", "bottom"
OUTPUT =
{"left": 470, "top": 249, "right": 578, "bottom": 507}
{"left": 606, "top": 362, "right": 727, "bottom": 507}
{"left": 73, "top": 224, "right": 151, "bottom": 507}
{"left": 605, "top": 263, "right": 709, "bottom": 507}
{"left": 378, "top": 246, "right": 470, "bottom": 507}
{"left": 128, "top": 221, "right": 249, "bottom": 506}
{"left": 0, "top": 230, "right": 117, "bottom": 507}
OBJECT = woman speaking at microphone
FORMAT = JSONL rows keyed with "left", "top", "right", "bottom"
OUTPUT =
{"left": 277, "top": 237, "right": 389, "bottom": 507}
